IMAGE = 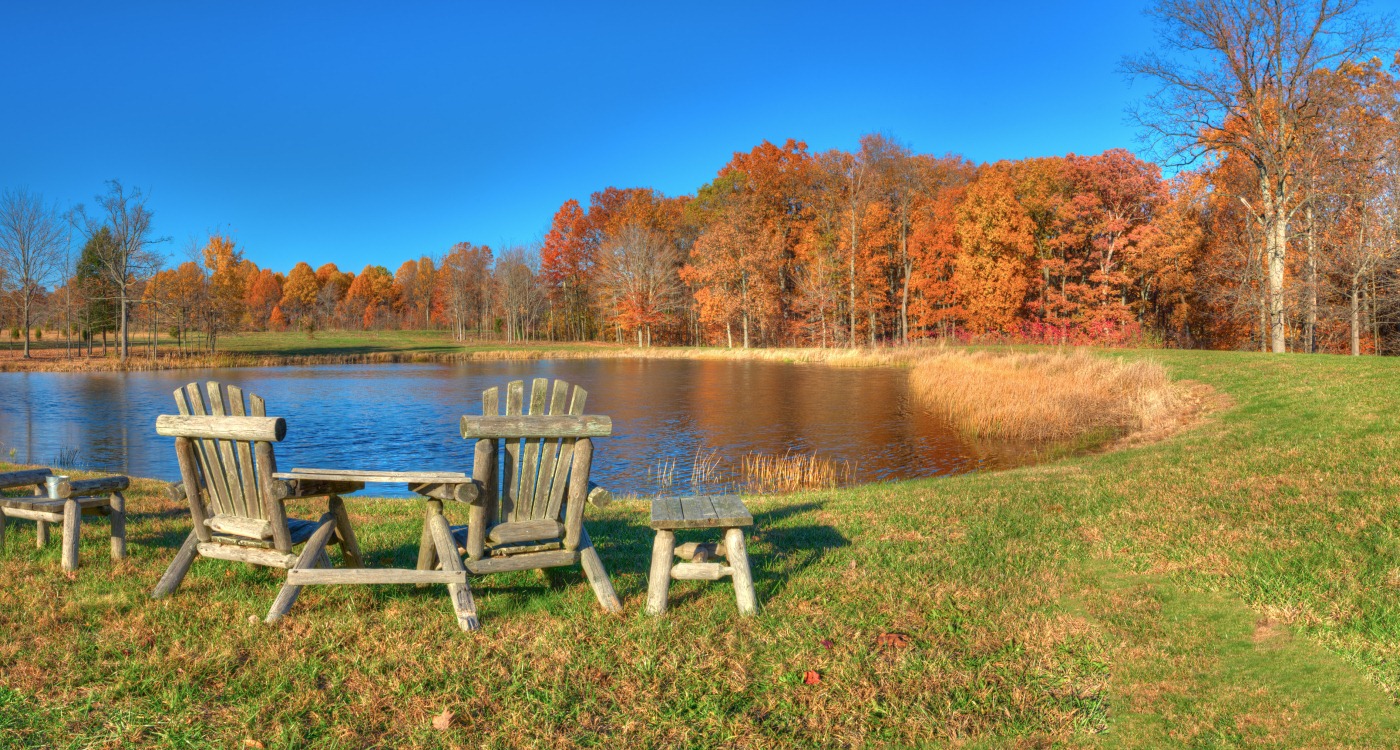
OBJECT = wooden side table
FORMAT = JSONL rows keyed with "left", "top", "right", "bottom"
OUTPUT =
{"left": 0, "top": 469, "right": 128, "bottom": 572}
{"left": 646, "top": 495, "right": 757, "bottom": 616}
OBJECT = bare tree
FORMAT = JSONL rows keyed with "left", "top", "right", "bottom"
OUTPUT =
{"left": 494, "top": 245, "right": 546, "bottom": 342}
{"left": 1126, "top": 0, "right": 1391, "bottom": 353}
{"left": 71, "top": 181, "right": 167, "bottom": 361}
{"left": 595, "top": 224, "right": 685, "bottom": 347}
{"left": 0, "top": 188, "right": 68, "bottom": 358}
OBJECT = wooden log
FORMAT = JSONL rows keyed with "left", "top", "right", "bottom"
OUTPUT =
{"left": 1, "top": 507, "right": 64, "bottom": 523}
{"left": 674, "top": 541, "right": 725, "bottom": 562}
{"left": 578, "top": 526, "right": 622, "bottom": 613}
{"left": 268, "top": 478, "right": 365, "bottom": 501}
{"left": 517, "top": 378, "right": 549, "bottom": 517}
{"left": 0, "top": 505, "right": 6, "bottom": 548}
{"left": 155, "top": 414, "right": 286, "bottom": 442}
{"left": 408, "top": 481, "right": 481, "bottom": 505}
{"left": 429, "top": 511, "right": 480, "bottom": 631}
{"left": 284, "top": 468, "right": 467, "bottom": 482}
{"left": 109, "top": 492, "right": 126, "bottom": 560}
{"left": 460, "top": 414, "right": 613, "bottom": 440}
{"left": 204, "top": 384, "right": 252, "bottom": 518}
{"left": 487, "top": 519, "right": 564, "bottom": 545}
{"left": 671, "top": 562, "right": 734, "bottom": 581}
{"left": 487, "top": 540, "right": 563, "bottom": 557}
{"left": 286, "top": 568, "right": 468, "bottom": 585}
{"left": 253, "top": 441, "right": 293, "bottom": 554}
{"left": 175, "top": 437, "right": 212, "bottom": 544}
{"left": 645, "top": 529, "right": 676, "bottom": 616}
{"left": 62, "top": 476, "right": 130, "bottom": 498}
{"left": 562, "top": 438, "right": 593, "bottom": 551}
{"left": 466, "top": 436, "right": 493, "bottom": 561}
{"left": 725, "top": 527, "right": 758, "bottom": 616}
{"left": 35, "top": 519, "right": 49, "bottom": 548}
{"left": 0, "top": 468, "right": 52, "bottom": 490}
{"left": 416, "top": 499, "right": 443, "bottom": 577}
{"left": 1, "top": 495, "right": 111, "bottom": 514}
{"left": 501, "top": 380, "right": 524, "bottom": 521}
{"left": 165, "top": 482, "right": 187, "bottom": 503}
{"left": 327, "top": 495, "right": 362, "bottom": 568}
{"left": 61, "top": 499, "right": 81, "bottom": 572}
{"left": 198, "top": 542, "right": 300, "bottom": 568}
{"left": 531, "top": 380, "right": 571, "bottom": 516}
{"left": 464, "top": 549, "right": 580, "bottom": 574}
{"left": 586, "top": 483, "right": 612, "bottom": 508}
{"left": 151, "top": 530, "right": 201, "bottom": 599}
{"left": 204, "top": 514, "right": 274, "bottom": 540}
{"left": 265, "top": 513, "right": 338, "bottom": 624}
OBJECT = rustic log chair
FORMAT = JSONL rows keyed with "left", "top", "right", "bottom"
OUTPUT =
{"left": 151, "top": 382, "right": 365, "bottom": 624}
{"left": 421, "top": 378, "right": 622, "bottom": 615}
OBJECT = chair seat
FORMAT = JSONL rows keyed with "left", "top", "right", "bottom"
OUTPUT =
{"left": 209, "top": 517, "right": 333, "bottom": 549}
{"left": 1, "top": 495, "right": 113, "bottom": 513}
{"left": 448, "top": 524, "right": 563, "bottom": 557}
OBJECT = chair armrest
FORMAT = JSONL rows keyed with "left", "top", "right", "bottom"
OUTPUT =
{"left": 270, "top": 478, "right": 365, "bottom": 501}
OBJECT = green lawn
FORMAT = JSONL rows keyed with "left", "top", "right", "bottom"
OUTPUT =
{"left": 2, "top": 349, "right": 1399, "bottom": 747}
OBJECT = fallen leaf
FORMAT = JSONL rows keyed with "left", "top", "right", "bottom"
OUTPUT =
{"left": 247, "top": 615, "right": 259, "bottom": 625}
{"left": 432, "top": 708, "right": 455, "bottom": 730}
{"left": 803, "top": 670, "right": 821, "bottom": 685}
{"left": 243, "top": 740, "right": 265, "bottom": 749}
{"left": 820, "top": 639, "right": 834, "bottom": 650}
{"left": 876, "top": 632, "right": 911, "bottom": 649}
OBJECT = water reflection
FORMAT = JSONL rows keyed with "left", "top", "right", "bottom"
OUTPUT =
{"left": 0, "top": 359, "right": 1002, "bottom": 496}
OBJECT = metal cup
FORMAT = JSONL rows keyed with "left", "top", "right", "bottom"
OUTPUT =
{"left": 46, "top": 475, "right": 71, "bottom": 499}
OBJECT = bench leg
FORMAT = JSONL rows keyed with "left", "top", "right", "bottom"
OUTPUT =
{"left": 428, "top": 511, "right": 479, "bottom": 632}
{"left": 0, "top": 509, "right": 7, "bottom": 549}
{"left": 61, "top": 499, "right": 81, "bottom": 572}
{"left": 152, "top": 530, "right": 201, "bottom": 599}
{"left": 415, "top": 500, "right": 442, "bottom": 584}
{"left": 266, "top": 512, "right": 337, "bottom": 625}
{"left": 645, "top": 529, "right": 675, "bottom": 616}
{"left": 36, "top": 519, "right": 49, "bottom": 548}
{"left": 327, "top": 495, "right": 361, "bottom": 568}
{"left": 578, "top": 527, "right": 622, "bottom": 613}
{"left": 724, "top": 528, "right": 757, "bottom": 616}
{"left": 110, "top": 492, "right": 127, "bottom": 561}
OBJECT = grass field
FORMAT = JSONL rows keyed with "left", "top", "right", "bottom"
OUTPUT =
{"left": 2, "top": 348, "right": 1399, "bottom": 747}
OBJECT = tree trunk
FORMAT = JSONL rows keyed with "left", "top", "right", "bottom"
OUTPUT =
{"left": 21, "top": 296, "right": 31, "bottom": 358}
{"left": 1306, "top": 205, "right": 1317, "bottom": 354}
{"left": 1264, "top": 187, "right": 1287, "bottom": 354}
{"left": 1351, "top": 282, "right": 1361, "bottom": 356}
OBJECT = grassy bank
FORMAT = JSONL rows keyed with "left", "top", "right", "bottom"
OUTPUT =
{"left": 2, "top": 349, "right": 1400, "bottom": 747}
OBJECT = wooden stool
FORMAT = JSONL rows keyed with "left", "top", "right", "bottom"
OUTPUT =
{"left": 646, "top": 495, "right": 757, "bottom": 616}
{"left": 0, "top": 469, "right": 129, "bottom": 572}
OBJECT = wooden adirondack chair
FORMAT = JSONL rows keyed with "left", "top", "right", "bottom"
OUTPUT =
{"left": 151, "top": 382, "right": 365, "bottom": 624}
{"left": 427, "top": 377, "right": 621, "bottom": 614}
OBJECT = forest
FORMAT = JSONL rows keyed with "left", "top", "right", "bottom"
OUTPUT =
{"left": 2, "top": 4, "right": 1398, "bottom": 358}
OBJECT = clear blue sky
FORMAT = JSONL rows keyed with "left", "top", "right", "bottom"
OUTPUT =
{"left": 2, "top": 1, "right": 1386, "bottom": 274}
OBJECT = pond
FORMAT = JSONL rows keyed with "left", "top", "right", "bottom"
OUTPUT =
{"left": 0, "top": 359, "right": 1006, "bottom": 496}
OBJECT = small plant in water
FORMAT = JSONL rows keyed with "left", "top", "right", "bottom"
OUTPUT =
{"left": 51, "top": 446, "right": 81, "bottom": 469}
{"left": 741, "top": 451, "right": 855, "bottom": 494}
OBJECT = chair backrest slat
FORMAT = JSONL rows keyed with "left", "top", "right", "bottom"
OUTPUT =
{"left": 517, "top": 378, "right": 550, "bottom": 520}
{"left": 205, "top": 381, "right": 251, "bottom": 518}
{"left": 167, "top": 382, "right": 282, "bottom": 526}
{"left": 542, "top": 383, "right": 587, "bottom": 523}
{"left": 529, "top": 379, "right": 571, "bottom": 519}
{"left": 501, "top": 380, "right": 524, "bottom": 521}
{"left": 178, "top": 383, "right": 233, "bottom": 519}
{"left": 226, "top": 384, "right": 265, "bottom": 521}
{"left": 480, "top": 386, "right": 500, "bottom": 526}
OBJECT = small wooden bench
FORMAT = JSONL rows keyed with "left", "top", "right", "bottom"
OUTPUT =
{"left": 0, "top": 469, "right": 128, "bottom": 572}
{"left": 646, "top": 495, "right": 757, "bottom": 616}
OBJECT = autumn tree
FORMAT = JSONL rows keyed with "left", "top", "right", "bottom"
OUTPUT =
{"left": 595, "top": 224, "right": 685, "bottom": 347}
{"left": 0, "top": 188, "right": 68, "bottom": 357}
{"left": 436, "top": 243, "right": 493, "bottom": 340}
{"left": 71, "top": 181, "right": 165, "bottom": 360}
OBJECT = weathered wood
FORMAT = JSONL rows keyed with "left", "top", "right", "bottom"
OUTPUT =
{"left": 674, "top": 541, "right": 725, "bottom": 562}
{"left": 465, "top": 549, "right": 581, "bottom": 574}
{"left": 562, "top": 438, "right": 593, "bottom": 550}
{"left": 281, "top": 468, "right": 465, "bottom": 483}
{"left": 649, "top": 494, "right": 753, "bottom": 530}
{"left": 109, "top": 492, "right": 126, "bottom": 560}
{"left": 645, "top": 528, "right": 676, "bottom": 615}
{"left": 0, "top": 495, "right": 110, "bottom": 514}
{"left": 60, "top": 499, "right": 81, "bottom": 572}
{"left": 417, "top": 499, "right": 444, "bottom": 574}
{"left": 578, "top": 526, "right": 622, "bottom": 613}
{"left": 327, "top": 495, "right": 362, "bottom": 568}
{"left": 226, "top": 384, "right": 265, "bottom": 521}
{"left": 0, "top": 468, "right": 52, "bottom": 490}
{"left": 155, "top": 414, "right": 287, "bottom": 442}
{"left": 530, "top": 379, "right": 570, "bottom": 518}
{"left": 287, "top": 568, "right": 467, "bottom": 585}
{"left": 501, "top": 380, "right": 524, "bottom": 521}
{"left": 487, "top": 539, "right": 564, "bottom": 557}
{"left": 164, "top": 481, "right": 187, "bottom": 503}
{"left": 60, "top": 476, "right": 130, "bottom": 498}
{"left": 671, "top": 562, "right": 734, "bottom": 581}
{"left": 35, "top": 519, "right": 49, "bottom": 547}
{"left": 1, "top": 507, "right": 63, "bottom": 522}
{"left": 205, "top": 382, "right": 251, "bottom": 518}
{"left": 180, "top": 384, "right": 234, "bottom": 520}
{"left": 204, "top": 514, "right": 274, "bottom": 540}
{"left": 407, "top": 480, "right": 480, "bottom": 504}
{"left": 487, "top": 519, "right": 564, "bottom": 545}
{"left": 265, "top": 513, "right": 338, "bottom": 624}
{"left": 429, "top": 511, "right": 480, "bottom": 631}
{"left": 542, "top": 385, "right": 585, "bottom": 524}
{"left": 586, "top": 483, "right": 612, "bottom": 508}
{"left": 151, "top": 530, "right": 201, "bottom": 599}
{"left": 517, "top": 378, "right": 549, "bottom": 517}
{"left": 175, "top": 437, "right": 212, "bottom": 544}
{"left": 198, "top": 542, "right": 300, "bottom": 568}
{"left": 725, "top": 527, "right": 758, "bottom": 616}
{"left": 268, "top": 478, "right": 366, "bottom": 501}
{"left": 0, "top": 505, "right": 6, "bottom": 548}
{"left": 255, "top": 440, "right": 293, "bottom": 553}
{"left": 459, "top": 414, "right": 614, "bottom": 440}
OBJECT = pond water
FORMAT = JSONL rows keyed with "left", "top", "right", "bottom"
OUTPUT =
{"left": 0, "top": 359, "right": 1005, "bottom": 496}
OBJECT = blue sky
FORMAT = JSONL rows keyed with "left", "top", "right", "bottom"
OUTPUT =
{"left": 1, "top": 1, "right": 1384, "bottom": 274}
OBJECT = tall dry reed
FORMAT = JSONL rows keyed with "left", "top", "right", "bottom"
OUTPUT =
{"left": 910, "top": 349, "right": 1185, "bottom": 445}
{"left": 742, "top": 451, "right": 856, "bottom": 494}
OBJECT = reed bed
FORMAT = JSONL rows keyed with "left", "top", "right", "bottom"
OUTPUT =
{"left": 910, "top": 349, "right": 1188, "bottom": 445}
{"left": 741, "top": 451, "right": 857, "bottom": 494}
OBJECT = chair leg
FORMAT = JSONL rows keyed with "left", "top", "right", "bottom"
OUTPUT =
{"left": 109, "top": 493, "right": 127, "bottom": 561}
{"left": 36, "top": 519, "right": 49, "bottom": 548}
{"left": 266, "top": 512, "right": 337, "bottom": 625}
{"left": 152, "top": 530, "right": 201, "bottom": 599}
{"left": 415, "top": 500, "right": 442, "bottom": 584}
{"left": 724, "top": 527, "right": 758, "bottom": 616}
{"left": 61, "top": 499, "right": 81, "bottom": 572}
{"left": 0, "top": 509, "right": 7, "bottom": 550}
{"left": 645, "top": 529, "right": 676, "bottom": 616}
{"left": 428, "top": 512, "right": 479, "bottom": 632}
{"left": 578, "top": 527, "right": 622, "bottom": 613}
{"left": 327, "top": 495, "right": 362, "bottom": 568}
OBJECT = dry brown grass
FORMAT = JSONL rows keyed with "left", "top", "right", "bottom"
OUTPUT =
{"left": 741, "top": 451, "right": 856, "bottom": 494}
{"left": 910, "top": 349, "right": 1192, "bottom": 445}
